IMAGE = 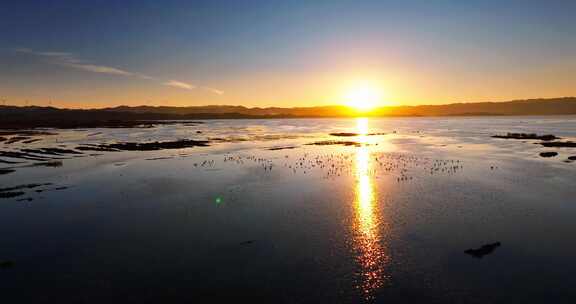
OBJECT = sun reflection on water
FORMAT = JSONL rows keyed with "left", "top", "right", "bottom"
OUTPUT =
{"left": 352, "top": 118, "right": 389, "bottom": 299}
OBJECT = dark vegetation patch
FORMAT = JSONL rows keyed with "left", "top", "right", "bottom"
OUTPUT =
{"left": 40, "top": 147, "right": 83, "bottom": 155}
{"left": 20, "top": 148, "right": 82, "bottom": 156}
{"left": 464, "top": 242, "right": 501, "bottom": 258}
{"left": 20, "top": 149, "right": 66, "bottom": 157}
{"left": 0, "top": 147, "right": 80, "bottom": 175}
{"left": 146, "top": 157, "right": 174, "bottom": 161}
{"left": 35, "top": 186, "right": 69, "bottom": 193}
{"left": 76, "top": 139, "right": 209, "bottom": 152}
{"left": 0, "top": 260, "right": 15, "bottom": 269}
{"left": 0, "top": 169, "right": 15, "bottom": 175}
{"left": 0, "top": 191, "right": 25, "bottom": 198}
{"left": 330, "top": 132, "right": 387, "bottom": 137}
{"left": 539, "top": 152, "right": 558, "bottom": 158}
{"left": 0, "top": 131, "right": 55, "bottom": 145}
{"left": 330, "top": 132, "right": 358, "bottom": 137}
{"left": 268, "top": 146, "right": 298, "bottom": 151}
{"left": 4, "top": 136, "right": 31, "bottom": 144}
{"left": 492, "top": 133, "right": 559, "bottom": 141}
{"left": 0, "top": 125, "right": 209, "bottom": 174}
{"left": 29, "top": 161, "right": 63, "bottom": 168}
{"left": 491, "top": 133, "right": 576, "bottom": 159}
{"left": 540, "top": 141, "right": 576, "bottom": 148}
{"left": 0, "top": 183, "right": 69, "bottom": 200}
{"left": 539, "top": 151, "right": 558, "bottom": 158}
{"left": 0, "top": 151, "right": 51, "bottom": 161}
{"left": 0, "top": 159, "right": 23, "bottom": 164}
{"left": 307, "top": 140, "right": 362, "bottom": 147}
{"left": 0, "top": 183, "right": 53, "bottom": 193}
{"left": 76, "top": 145, "right": 120, "bottom": 152}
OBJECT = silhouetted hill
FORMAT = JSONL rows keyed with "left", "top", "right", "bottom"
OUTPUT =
{"left": 377, "top": 97, "right": 576, "bottom": 116}
{"left": 103, "top": 97, "right": 576, "bottom": 117}
{"left": 1, "top": 97, "right": 575, "bottom": 129}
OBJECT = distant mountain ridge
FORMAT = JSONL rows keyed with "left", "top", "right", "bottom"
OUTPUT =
{"left": 104, "top": 97, "right": 576, "bottom": 117}
{"left": 1, "top": 97, "right": 575, "bottom": 128}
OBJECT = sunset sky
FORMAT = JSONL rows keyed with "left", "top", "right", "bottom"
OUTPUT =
{"left": 1, "top": 0, "right": 576, "bottom": 108}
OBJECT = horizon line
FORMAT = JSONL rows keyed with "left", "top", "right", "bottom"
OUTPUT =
{"left": 0, "top": 96, "right": 574, "bottom": 111}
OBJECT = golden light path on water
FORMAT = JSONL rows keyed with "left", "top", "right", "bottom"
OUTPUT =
{"left": 352, "top": 118, "right": 390, "bottom": 299}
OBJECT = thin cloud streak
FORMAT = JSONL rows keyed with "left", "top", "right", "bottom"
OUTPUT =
{"left": 201, "top": 86, "right": 224, "bottom": 95}
{"left": 14, "top": 48, "right": 222, "bottom": 95}
{"left": 63, "top": 62, "right": 136, "bottom": 77}
{"left": 15, "top": 48, "right": 143, "bottom": 77}
{"left": 164, "top": 80, "right": 196, "bottom": 90}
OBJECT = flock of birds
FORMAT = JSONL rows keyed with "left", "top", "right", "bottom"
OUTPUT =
{"left": 196, "top": 148, "right": 466, "bottom": 183}
{"left": 0, "top": 127, "right": 480, "bottom": 188}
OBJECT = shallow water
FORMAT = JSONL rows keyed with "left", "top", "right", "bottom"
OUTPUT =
{"left": 1, "top": 117, "right": 576, "bottom": 303}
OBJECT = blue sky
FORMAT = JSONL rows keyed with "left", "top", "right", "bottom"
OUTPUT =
{"left": 1, "top": 0, "right": 576, "bottom": 108}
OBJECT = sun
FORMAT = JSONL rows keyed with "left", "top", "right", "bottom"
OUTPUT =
{"left": 344, "top": 83, "right": 382, "bottom": 112}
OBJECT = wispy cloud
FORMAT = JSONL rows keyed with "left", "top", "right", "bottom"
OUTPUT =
{"left": 15, "top": 48, "right": 222, "bottom": 95}
{"left": 64, "top": 63, "right": 138, "bottom": 76}
{"left": 201, "top": 86, "right": 224, "bottom": 95}
{"left": 164, "top": 80, "right": 196, "bottom": 90}
{"left": 15, "top": 48, "right": 144, "bottom": 77}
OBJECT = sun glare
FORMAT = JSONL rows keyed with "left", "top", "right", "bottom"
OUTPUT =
{"left": 344, "top": 83, "right": 382, "bottom": 112}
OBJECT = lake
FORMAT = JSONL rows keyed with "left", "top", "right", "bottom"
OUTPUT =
{"left": 1, "top": 116, "right": 576, "bottom": 303}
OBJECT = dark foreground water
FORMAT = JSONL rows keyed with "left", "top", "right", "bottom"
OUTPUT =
{"left": 1, "top": 117, "right": 576, "bottom": 303}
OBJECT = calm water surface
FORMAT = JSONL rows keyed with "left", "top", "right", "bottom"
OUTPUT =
{"left": 1, "top": 117, "right": 576, "bottom": 303}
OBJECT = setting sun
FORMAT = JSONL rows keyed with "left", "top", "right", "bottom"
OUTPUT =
{"left": 344, "top": 83, "right": 383, "bottom": 112}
